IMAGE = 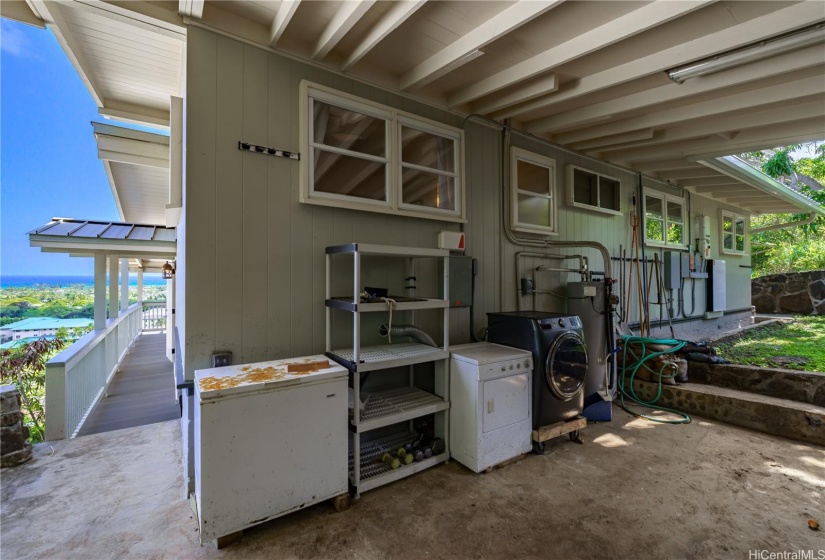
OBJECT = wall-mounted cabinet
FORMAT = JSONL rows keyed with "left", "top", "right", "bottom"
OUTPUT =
{"left": 566, "top": 165, "right": 622, "bottom": 216}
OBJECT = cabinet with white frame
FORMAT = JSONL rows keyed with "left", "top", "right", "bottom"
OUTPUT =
{"left": 324, "top": 243, "right": 450, "bottom": 496}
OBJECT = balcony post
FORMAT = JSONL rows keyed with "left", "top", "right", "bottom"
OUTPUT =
{"left": 94, "top": 253, "right": 106, "bottom": 330}
{"left": 120, "top": 258, "right": 129, "bottom": 312}
{"left": 109, "top": 256, "right": 119, "bottom": 318}
{"left": 137, "top": 268, "right": 144, "bottom": 303}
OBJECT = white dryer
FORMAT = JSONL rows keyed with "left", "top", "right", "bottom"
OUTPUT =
{"left": 449, "top": 342, "right": 533, "bottom": 473}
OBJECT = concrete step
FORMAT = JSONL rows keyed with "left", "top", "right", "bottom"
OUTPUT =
{"left": 630, "top": 380, "right": 825, "bottom": 446}
{"left": 688, "top": 362, "right": 825, "bottom": 407}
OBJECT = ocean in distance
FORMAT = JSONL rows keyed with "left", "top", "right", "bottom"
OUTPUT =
{"left": 1, "top": 275, "right": 167, "bottom": 288}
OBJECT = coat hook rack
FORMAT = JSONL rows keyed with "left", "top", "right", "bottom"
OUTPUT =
{"left": 238, "top": 141, "right": 300, "bottom": 160}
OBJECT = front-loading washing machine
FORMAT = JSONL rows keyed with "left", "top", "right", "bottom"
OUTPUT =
{"left": 486, "top": 311, "right": 588, "bottom": 431}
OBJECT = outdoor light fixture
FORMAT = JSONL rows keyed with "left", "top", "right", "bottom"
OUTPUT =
{"left": 666, "top": 23, "right": 825, "bottom": 84}
{"left": 162, "top": 262, "right": 175, "bottom": 279}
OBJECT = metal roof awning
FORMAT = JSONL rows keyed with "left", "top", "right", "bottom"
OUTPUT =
{"left": 692, "top": 156, "right": 825, "bottom": 216}
{"left": 29, "top": 218, "right": 176, "bottom": 264}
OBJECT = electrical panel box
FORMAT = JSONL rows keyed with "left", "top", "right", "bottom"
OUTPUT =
{"left": 706, "top": 259, "right": 726, "bottom": 312}
{"left": 680, "top": 253, "right": 693, "bottom": 278}
{"left": 439, "top": 256, "right": 474, "bottom": 307}
{"left": 663, "top": 252, "right": 681, "bottom": 290}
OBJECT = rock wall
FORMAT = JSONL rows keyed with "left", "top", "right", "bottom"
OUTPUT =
{"left": 689, "top": 362, "right": 825, "bottom": 406}
{"left": 1, "top": 385, "right": 33, "bottom": 467}
{"left": 751, "top": 270, "right": 825, "bottom": 315}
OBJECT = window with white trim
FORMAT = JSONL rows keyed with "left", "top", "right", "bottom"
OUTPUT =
{"left": 301, "top": 82, "right": 464, "bottom": 221}
{"left": 510, "top": 147, "right": 557, "bottom": 235}
{"left": 644, "top": 190, "right": 686, "bottom": 247}
{"left": 720, "top": 210, "right": 747, "bottom": 255}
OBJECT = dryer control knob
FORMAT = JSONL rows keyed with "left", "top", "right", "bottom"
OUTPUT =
{"left": 509, "top": 364, "right": 514, "bottom": 370}
{"left": 524, "top": 360, "right": 531, "bottom": 369}
{"left": 558, "top": 318, "right": 566, "bottom": 327}
{"left": 501, "top": 366, "right": 506, "bottom": 372}
{"left": 516, "top": 362, "right": 521, "bottom": 369}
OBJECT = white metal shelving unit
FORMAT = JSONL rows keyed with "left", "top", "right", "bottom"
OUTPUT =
{"left": 325, "top": 243, "right": 450, "bottom": 497}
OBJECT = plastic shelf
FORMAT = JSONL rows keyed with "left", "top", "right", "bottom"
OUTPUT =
{"left": 326, "top": 343, "right": 449, "bottom": 373}
{"left": 353, "top": 386, "right": 448, "bottom": 432}
{"left": 348, "top": 431, "right": 448, "bottom": 492}
{"left": 326, "top": 297, "right": 448, "bottom": 313}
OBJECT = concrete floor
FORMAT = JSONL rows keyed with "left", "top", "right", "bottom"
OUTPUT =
{"left": 2, "top": 408, "right": 824, "bottom": 560}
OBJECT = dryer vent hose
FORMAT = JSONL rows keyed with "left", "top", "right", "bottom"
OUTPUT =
{"left": 379, "top": 324, "right": 437, "bottom": 347}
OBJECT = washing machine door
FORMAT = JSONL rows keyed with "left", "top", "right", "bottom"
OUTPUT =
{"left": 545, "top": 332, "right": 588, "bottom": 400}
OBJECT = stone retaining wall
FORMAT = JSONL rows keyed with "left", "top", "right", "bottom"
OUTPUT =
{"left": 751, "top": 270, "right": 825, "bottom": 315}
{"left": 1, "top": 385, "right": 33, "bottom": 467}
{"left": 689, "top": 362, "right": 825, "bottom": 407}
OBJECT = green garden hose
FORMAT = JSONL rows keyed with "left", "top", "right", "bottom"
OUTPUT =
{"left": 618, "top": 335, "right": 691, "bottom": 424}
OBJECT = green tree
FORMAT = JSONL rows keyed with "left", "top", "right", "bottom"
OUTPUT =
{"left": 741, "top": 143, "right": 825, "bottom": 276}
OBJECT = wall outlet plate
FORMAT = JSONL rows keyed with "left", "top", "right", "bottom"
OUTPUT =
{"left": 212, "top": 352, "right": 232, "bottom": 368}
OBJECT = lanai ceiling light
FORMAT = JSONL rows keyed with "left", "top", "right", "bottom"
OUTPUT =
{"left": 667, "top": 23, "right": 825, "bottom": 84}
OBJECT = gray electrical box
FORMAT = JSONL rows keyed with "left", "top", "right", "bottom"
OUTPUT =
{"left": 663, "top": 252, "right": 681, "bottom": 290}
{"left": 439, "top": 256, "right": 474, "bottom": 307}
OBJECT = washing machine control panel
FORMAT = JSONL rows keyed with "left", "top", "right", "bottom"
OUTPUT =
{"left": 536, "top": 316, "right": 581, "bottom": 329}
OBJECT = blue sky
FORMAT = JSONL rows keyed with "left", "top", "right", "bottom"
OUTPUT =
{"left": 2, "top": 19, "right": 121, "bottom": 275}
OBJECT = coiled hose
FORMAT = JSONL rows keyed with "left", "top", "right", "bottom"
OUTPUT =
{"left": 379, "top": 324, "right": 437, "bottom": 347}
{"left": 618, "top": 335, "right": 691, "bottom": 424}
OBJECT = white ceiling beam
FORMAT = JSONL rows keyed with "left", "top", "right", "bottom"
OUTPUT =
{"left": 508, "top": 2, "right": 824, "bottom": 119}
{"left": 99, "top": 105, "right": 171, "bottom": 130}
{"left": 723, "top": 196, "right": 784, "bottom": 203}
{"left": 602, "top": 119, "right": 825, "bottom": 163}
{"left": 178, "top": 0, "right": 204, "bottom": 19}
{"left": 633, "top": 159, "right": 703, "bottom": 173}
{"left": 524, "top": 44, "right": 825, "bottom": 133}
{"left": 471, "top": 74, "right": 558, "bottom": 116}
{"left": 678, "top": 178, "right": 744, "bottom": 188}
{"left": 313, "top": 0, "right": 377, "bottom": 61}
{"left": 692, "top": 185, "right": 754, "bottom": 193}
{"left": 657, "top": 169, "right": 723, "bottom": 181}
{"left": 578, "top": 98, "right": 825, "bottom": 155}
{"left": 554, "top": 74, "right": 824, "bottom": 145}
{"left": 400, "top": 0, "right": 562, "bottom": 91}
{"left": 342, "top": 0, "right": 426, "bottom": 70}
{"left": 269, "top": 0, "right": 301, "bottom": 46}
{"left": 568, "top": 129, "right": 654, "bottom": 152}
{"left": 2, "top": 0, "right": 45, "bottom": 28}
{"left": 28, "top": 1, "right": 104, "bottom": 106}
{"left": 448, "top": 0, "right": 713, "bottom": 107}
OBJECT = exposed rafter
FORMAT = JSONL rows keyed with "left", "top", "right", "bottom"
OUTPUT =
{"left": 178, "top": 0, "right": 204, "bottom": 19}
{"left": 400, "top": 0, "right": 562, "bottom": 91}
{"left": 449, "top": 0, "right": 712, "bottom": 107}
{"left": 269, "top": 0, "right": 301, "bottom": 46}
{"left": 313, "top": 0, "right": 376, "bottom": 61}
{"left": 508, "top": 2, "right": 823, "bottom": 119}
{"left": 342, "top": 0, "right": 426, "bottom": 70}
{"left": 525, "top": 44, "right": 825, "bottom": 133}
{"left": 554, "top": 74, "right": 824, "bottom": 145}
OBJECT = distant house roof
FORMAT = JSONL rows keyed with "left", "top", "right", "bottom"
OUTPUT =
{"left": 0, "top": 335, "right": 59, "bottom": 350}
{"left": 1, "top": 318, "right": 94, "bottom": 331}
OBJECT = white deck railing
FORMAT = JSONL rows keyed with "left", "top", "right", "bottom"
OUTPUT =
{"left": 45, "top": 303, "right": 143, "bottom": 440}
{"left": 142, "top": 301, "right": 167, "bottom": 332}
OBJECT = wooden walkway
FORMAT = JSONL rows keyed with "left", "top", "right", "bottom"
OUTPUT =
{"left": 77, "top": 333, "right": 179, "bottom": 437}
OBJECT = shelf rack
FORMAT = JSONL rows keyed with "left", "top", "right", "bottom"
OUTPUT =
{"left": 325, "top": 243, "right": 450, "bottom": 497}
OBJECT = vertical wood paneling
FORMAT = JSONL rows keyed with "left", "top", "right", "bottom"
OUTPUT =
{"left": 185, "top": 27, "right": 754, "bottom": 373}
{"left": 267, "top": 53, "right": 293, "bottom": 358}
{"left": 214, "top": 36, "right": 244, "bottom": 360}
{"left": 242, "top": 45, "right": 270, "bottom": 363}
{"left": 184, "top": 28, "right": 217, "bottom": 378}
{"left": 289, "top": 61, "right": 315, "bottom": 357}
